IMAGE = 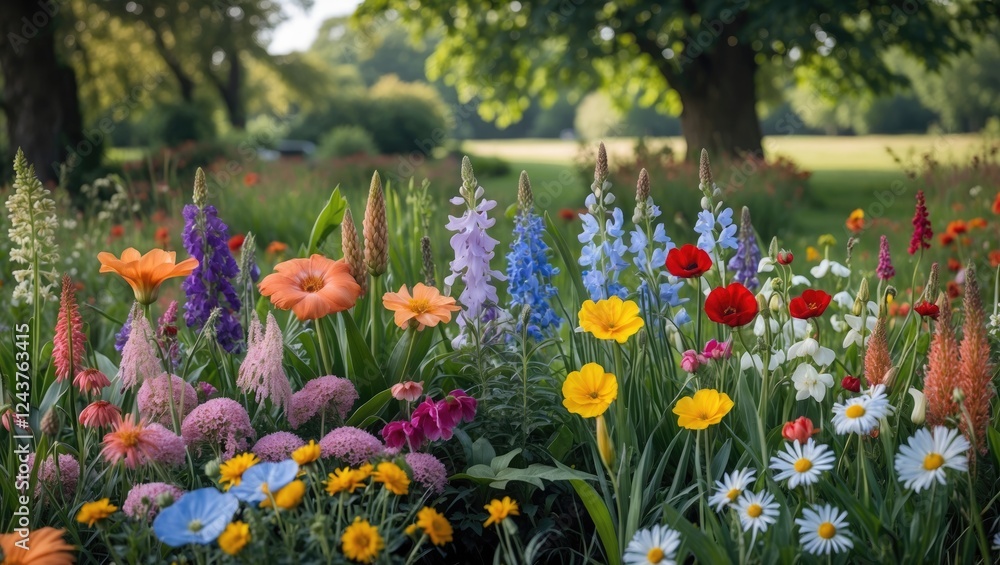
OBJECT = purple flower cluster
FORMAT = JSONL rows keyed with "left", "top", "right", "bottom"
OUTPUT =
{"left": 26, "top": 453, "right": 79, "bottom": 500}
{"left": 156, "top": 301, "right": 183, "bottom": 368}
{"left": 145, "top": 424, "right": 187, "bottom": 468}
{"left": 181, "top": 203, "right": 243, "bottom": 353}
{"left": 727, "top": 209, "right": 761, "bottom": 291}
{"left": 123, "top": 482, "right": 185, "bottom": 522}
{"left": 252, "top": 431, "right": 306, "bottom": 462}
{"left": 114, "top": 309, "right": 133, "bottom": 354}
{"left": 181, "top": 397, "right": 255, "bottom": 459}
{"left": 136, "top": 373, "right": 198, "bottom": 427}
{"left": 319, "top": 426, "right": 384, "bottom": 465}
{"left": 287, "top": 375, "right": 359, "bottom": 429}
{"left": 877, "top": 235, "right": 896, "bottom": 281}
{"left": 404, "top": 452, "right": 448, "bottom": 494}
{"left": 381, "top": 389, "right": 477, "bottom": 450}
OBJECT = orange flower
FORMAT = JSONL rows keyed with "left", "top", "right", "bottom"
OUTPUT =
{"left": 267, "top": 241, "right": 288, "bottom": 255}
{"left": 244, "top": 172, "right": 260, "bottom": 187}
{"left": 259, "top": 254, "right": 361, "bottom": 321}
{"left": 845, "top": 209, "right": 865, "bottom": 233}
{"left": 100, "top": 414, "right": 157, "bottom": 468}
{"left": 992, "top": 192, "right": 1000, "bottom": 215}
{"left": 969, "top": 217, "right": 987, "bottom": 229}
{"left": 154, "top": 227, "right": 170, "bottom": 247}
{"left": 991, "top": 251, "right": 1000, "bottom": 268}
{"left": 947, "top": 258, "right": 962, "bottom": 272}
{"left": 110, "top": 225, "right": 125, "bottom": 239}
{"left": 0, "top": 527, "right": 75, "bottom": 565}
{"left": 939, "top": 232, "right": 955, "bottom": 246}
{"left": 97, "top": 248, "right": 198, "bottom": 305}
{"left": 382, "top": 284, "right": 460, "bottom": 330}
{"left": 946, "top": 220, "right": 967, "bottom": 235}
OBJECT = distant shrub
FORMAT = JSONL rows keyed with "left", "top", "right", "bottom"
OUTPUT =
{"left": 140, "top": 102, "right": 217, "bottom": 146}
{"left": 453, "top": 152, "right": 510, "bottom": 178}
{"left": 317, "top": 126, "right": 379, "bottom": 159}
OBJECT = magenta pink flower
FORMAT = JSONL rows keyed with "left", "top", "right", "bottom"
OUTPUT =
{"left": 181, "top": 397, "right": 254, "bottom": 459}
{"left": 701, "top": 339, "right": 732, "bottom": 360}
{"left": 876, "top": 235, "right": 895, "bottom": 280}
{"left": 53, "top": 275, "right": 85, "bottom": 381}
{"left": 381, "top": 420, "right": 426, "bottom": 451}
{"left": 79, "top": 401, "right": 122, "bottom": 429}
{"left": 908, "top": 190, "right": 933, "bottom": 255}
{"left": 119, "top": 312, "right": 163, "bottom": 390}
{"left": 287, "top": 375, "right": 359, "bottom": 429}
{"left": 237, "top": 313, "right": 292, "bottom": 412}
{"left": 123, "top": 482, "right": 185, "bottom": 521}
{"left": 252, "top": 431, "right": 306, "bottom": 462}
{"left": 441, "top": 389, "right": 477, "bottom": 424}
{"left": 681, "top": 350, "right": 705, "bottom": 373}
{"left": 391, "top": 381, "right": 423, "bottom": 402}
{"left": 73, "top": 368, "right": 111, "bottom": 395}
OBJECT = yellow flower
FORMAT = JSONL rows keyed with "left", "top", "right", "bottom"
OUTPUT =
{"left": 805, "top": 246, "right": 820, "bottom": 262}
{"left": 578, "top": 296, "right": 644, "bottom": 343}
{"left": 341, "top": 517, "right": 384, "bottom": 563}
{"left": 326, "top": 467, "right": 368, "bottom": 495}
{"left": 562, "top": 362, "right": 618, "bottom": 418}
{"left": 219, "top": 453, "right": 259, "bottom": 490}
{"left": 357, "top": 463, "right": 374, "bottom": 480}
{"left": 292, "top": 440, "right": 321, "bottom": 466}
{"left": 76, "top": 498, "right": 118, "bottom": 527}
{"left": 672, "top": 389, "right": 734, "bottom": 430}
{"left": 260, "top": 479, "right": 306, "bottom": 510}
{"left": 483, "top": 496, "right": 520, "bottom": 527}
{"left": 372, "top": 461, "right": 410, "bottom": 495}
{"left": 817, "top": 233, "right": 838, "bottom": 248}
{"left": 415, "top": 507, "right": 453, "bottom": 546}
{"left": 218, "top": 521, "right": 250, "bottom": 556}
{"left": 595, "top": 415, "right": 614, "bottom": 469}
{"left": 405, "top": 523, "right": 418, "bottom": 536}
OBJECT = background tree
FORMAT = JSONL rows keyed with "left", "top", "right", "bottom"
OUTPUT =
{"left": 357, "top": 0, "right": 999, "bottom": 161}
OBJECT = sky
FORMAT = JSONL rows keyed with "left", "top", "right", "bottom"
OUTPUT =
{"left": 269, "top": 0, "right": 362, "bottom": 54}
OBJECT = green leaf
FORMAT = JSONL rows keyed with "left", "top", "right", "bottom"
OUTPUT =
{"left": 491, "top": 448, "right": 523, "bottom": 475}
{"left": 471, "top": 437, "right": 497, "bottom": 467}
{"left": 386, "top": 327, "right": 435, "bottom": 384}
{"left": 544, "top": 212, "right": 586, "bottom": 299}
{"left": 346, "top": 388, "right": 393, "bottom": 427}
{"left": 570, "top": 479, "right": 620, "bottom": 565}
{"left": 547, "top": 424, "right": 574, "bottom": 461}
{"left": 308, "top": 186, "right": 348, "bottom": 254}
{"left": 661, "top": 504, "right": 733, "bottom": 564}
{"left": 341, "top": 311, "right": 386, "bottom": 399}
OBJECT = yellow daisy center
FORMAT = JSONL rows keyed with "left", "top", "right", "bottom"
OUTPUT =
{"left": 726, "top": 488, "right": 741, "bottom": 501}
{"left": 646, "top": 547, "right": 665, "bottom": 563}
{"left": 923, "top": 452, "right": 945, "bottom": 471}
{"left": 845, "top": 404, "right": 866, "bottom": 418}
{"left": 817, "top": 522, "right": 836, "bottom": 540}
{"left": 746, "top": 503, "right": 763, "bottom": 518}
{"left": 118, "top": 429, "right": 139, "bottom": 448}
{"left": 794, "top": 458, "right": 813, "bottom": 473}
{"left": 408, "top": 298, "right": 431, "bottom": 314}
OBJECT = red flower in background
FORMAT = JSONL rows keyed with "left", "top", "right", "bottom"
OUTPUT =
{"left": 705, "top": 282, "right": 758, "bottom": 327}
{"left": 558, "top": 208, "right": 577, "bottom": 221}
{"left": 788, "top": 289, "right": 832, "bottom": 319}
{"left": 110, "top": 225, "right": 125, "bottom": 240}
{"left": 229, "top": 234, "right": 246, "bottom": 253}
{"left": 993, "top": 192, "right": 1000, "bottom": 214}
{"left": 946, "top": 220, "right": 967, "bottom": 235}
{"left": 939, "top": 233, "right": 955, "bottom": 246}
{"left": 908, "top": 190, "right": 932, "bottom": 255}
{"left": 990, "top": 250, "right": 1000, "bottom": 268}
{"left": 947, "top": 258, "right": 961, "bottom": 272}
{"left": 266, "top": 241, "right": 288, "bottom": 255}
{"left": 969, "top": 217, "right": 987, "bottom": 229}
{"left": 914, "top": 301, "right": 940, "bottom": 319}
{"left": 947, "top": 281, "right": 961, "bottom": 300}
{"left": 155, "top": 227, "right": 170, "bottom": 247}
{"left": 243, "top": 172, "right": 260, "bottom": 187}
{"left": 665, "top": 244, "right": 713, "bottom": 278}
{"left": 841, "top": 375, "right": 861, "bottom": 393}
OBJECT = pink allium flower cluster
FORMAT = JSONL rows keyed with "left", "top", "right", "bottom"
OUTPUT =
{"left": 181, "top": 397, "right": 255, "bottom": 459}
{"left": 119, "top": 312, "right": 163, "bottom": 390}
{"left": 319, "top": 426, "right": 384, "bottom": 465}
{"left": 123, "top": 482, "right": 185, "bottom": 521}
{"left": 137, "top": 373, "right": 198, "bottom": 427}
{"left": 381, "top": 389, "right": 477, "bottom": 450}
{"left": 53, "top": 275, "right": 85, "bottom": 381}
{"left": 146, "top": 423, "right": 187, "bottom": 468}
{"left": 908, "top": 190, "right": 933, "bottom": 255}
{"left": 701, "top": 339, "right": 732, "bottom": 360}
{"left": 876, "top": 235, "right": 896, "bottom": 281}
{"left": 26, "top": 453, "right": 79, "bottom": 500}
{"left": 287, "top": 375, "right": 359, "bottom": 429}
{"left": 405, "top": 452, "right": 448, "bottom": 494}
{"left": 237, "top": 313, "right": 292, "bottom": 411}
{"left": 253, "top": 431, "right": 306, "bottom": 462}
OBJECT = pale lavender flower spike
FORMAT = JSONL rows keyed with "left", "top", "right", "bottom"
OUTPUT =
{"left": 237, "top": 312, "right": 292, "bottom": 412}
{"left": 119, "top": 311, "right": 163, "bottom": 390}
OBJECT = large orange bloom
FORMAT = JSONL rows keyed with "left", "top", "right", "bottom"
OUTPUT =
{"left": 258, "top": 254, "right": 361, "bottom": 321}
{"left": 97, "top": 248, "right": 198, "bottom": 305}
{"left": 0, "top": 527, "right": 76, "bottom": 564}
{"left": 382, "top": 283, "right": 460, "bottom": 330}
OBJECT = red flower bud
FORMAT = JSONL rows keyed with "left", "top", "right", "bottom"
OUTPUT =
{"left": 782, "top": 416, "right": 817, "bottom": 443}
{"left": 776, "top": 251, "right": 794, "bottom": 265}
{"left": 841, "top": 375, "right": 861, "bottom": 393}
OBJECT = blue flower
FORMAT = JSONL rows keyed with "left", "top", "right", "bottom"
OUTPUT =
{"left": 152, "top": 488, "right": 238, "bottom": 546}
{"left": 694, "top": 208, "right": 738, "bottom": 252}
{"left": 506, "top": 208, "right": 561, "bottom": 339}
{"left": 229, "top": 460, "right": 299, "bottom": 504}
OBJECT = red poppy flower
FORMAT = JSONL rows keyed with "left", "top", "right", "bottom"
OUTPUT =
{"left": 229, "top": 234, "right": 246, "bottom": 253}
{"left": 939, "top": 233, "right": 955, "bottom": 246}
{"left": 665, "top": 244, "right": 713, "bottom": 279}
{"left": 243, "top": 172, "right": 260, "bottom": 187}
{"left": 782, "top": 416, "right": 818, "bottom": 443}
{"left": 841, "top": 375, "right": 861, "bottom": 393}
{"left": 914, "top": 301, "right": 940, "bottom": 319}
{"left": 969, "top": 217, "right": 987, "bottom": 229}
{"left": 110, "top": 225, "right": 125, "bottom": 239}
{"left": 558, "top": 208, "right": 577, "bottom": 221}
{"left": 946, "top": 220, "right": 967, "bottom": 235}
{"left": 776, "top": 251, "right": 794, "bottom": 265}
{"left": 947, "top": 258, "right": 961, "bottom": 272}
{"left": 705, "top": 282, "right": 758, "bottom": 327}
{"left": 946, "top": 281, "right": 961, "bottom": 299}
{"left": 154, "top": 227, "right": 170, "bottom": 247}
{"left": 993, "top": 192, "right": 1000, "bottom": 215}
{"left": 788, "top": 289, "right": 832, "bottom": 319}
{"left": 990, "top": 250, "right": 1000, "bottom": 268}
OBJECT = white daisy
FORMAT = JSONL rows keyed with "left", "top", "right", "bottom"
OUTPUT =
{"left": 810, "top": 259, "right": 850, "bottom": 279}
{"left": 831, "top": 385, "right": 893, "bottom": 435}
{"left": 734, "top": 490, "right": 780, "bottom": 538}
{"left": 623, "top": 524, "right": 681, "bottom": 565}
{"left": 786, "top": 337, "right": 835, "bottom": 367}
{"left": 795, "top": 504, "right": 854, "bottom": 555}
{"left": 894, "top": 426, "right": 971, "bottom": 492}
{"left": 707, "top": 468, "right": 756, "bottom": 512}
{"left": 770, "top": 438, "right": 835, "bottom": 488}
{"left": 791, "top": 363, "right": 834, "bottom": 402}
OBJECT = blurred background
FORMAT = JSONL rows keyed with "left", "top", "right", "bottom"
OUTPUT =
{"left": 1, "top": 0, "right": 999, "bottom": 248}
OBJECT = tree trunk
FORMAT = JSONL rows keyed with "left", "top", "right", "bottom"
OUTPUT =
{"left": 0, "top": 0, "right": 86, "bottom": 186}
{"left": 673, "top": 42, "right": 764, "bottom": 163}
{"left": 208, "top": 49, "right": 245, "bottom": 129}
{"left": 153, "top": 27, "right": 195, "bottom": 102}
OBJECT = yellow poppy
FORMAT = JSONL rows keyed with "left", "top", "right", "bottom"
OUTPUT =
{"left": 483, "top": 496, "right": 520, "bottom": 527}
{"left": 341, "top": 517, "right": 384, "bottom": 563}
{"left": 218, "top": 521, "right": 250, "bottom": 555}
{"left": 415, "top": 507, "right": 453, "bottom": 546}
{"left": 673, "top": 389, "right": 734, "bottom": 430}
{"left": 578, "top": 296, "right": 644, "bottom": 343}
{"left": 260, "top": 479, "right": 306, "bottom": 510}
{"left": 76, "top": 498, "right": 118, "bottom": 527}
{"left": 562, "top": 362, "right": 618, "bottom": 418}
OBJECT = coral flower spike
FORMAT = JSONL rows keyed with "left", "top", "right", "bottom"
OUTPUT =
{"left": 98, "top": 248, "right": 199, "bottom": 305}
{"left": 259, "top": 254, "right": 362, "bottom": 321}
{"left": 383, "top": 283, "right": 461, "bottom": 330}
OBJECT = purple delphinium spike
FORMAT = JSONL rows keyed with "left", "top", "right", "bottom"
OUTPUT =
{"left": 877, "top": 235, "right": 895, "bottom": 280}
{"left": 727, "top": 207, "right": 761, "bottom": 291}
{"left": 115, "top": 308, "right": 134, "bottom": 354}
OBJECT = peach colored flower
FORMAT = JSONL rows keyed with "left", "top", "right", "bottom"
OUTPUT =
{"left": 80, "top": 401, "right": 122, "bottom": 429}
{"left": 382, "top": 284, "right": 460, "bottom": 330}
{"left": 97, "top": 248, "right": 198, "bottom": 305}
{"left": 100, "top": 414, "right": 157, "bottom": 468}
{"left": 258, "top": 254, "right": 361, "bottom": 321}
{"left": 391, "top": 381, "right": 423, "bottom": 402}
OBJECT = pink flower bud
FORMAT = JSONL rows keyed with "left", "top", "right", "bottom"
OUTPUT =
{"left": 391, "top": 381, "right": 424, "bottom": 402}
{"left": 782, "top": 416, "right": 817, "bottom": 443}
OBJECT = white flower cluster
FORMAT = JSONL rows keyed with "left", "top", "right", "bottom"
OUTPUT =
{"left": 5, "top": 149, "right": 60, "bottom": 303}
{"left": 82, "top": 175, "right": 135, "bottom": 222}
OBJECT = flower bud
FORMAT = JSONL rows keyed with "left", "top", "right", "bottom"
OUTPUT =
{"left": 41, "top": 408, "right": 59, "bottom": 437}
{"left": 782, "top": 416, "right": 817, "bottom": 443}
{"left": 776, "top": 251, "right": 794, "bottom": 265}
{"left": 204, "top": 458, "right": 221, "bottom": 481}
{"left": 155, "top": 491, "right": 177, "bottom": 509}
{"left": 756, "top": 294, "right": 769, "bottom": 318}
{"left": 908, "top": 387, "right": 927, "bottom": 425}
{"left": 193, "top": 167, "right": 208, "bottom": 208}
{"left": 700, "top": 196, "right": 711, "bottom": 211}
{"left": 818, "top": 234, "right": 837, "bottom": 248}
{"left": 768, "top": 236, "right": 779, "bottom": 258}
{"left": 596, "top": 415, "right": 614, "bottom": 470}
{"left": 768, "top": 293, "right": 783, "bottom": 312}
{"left": 841, "top": 375, "right": 861, "bottom": 393}
{"left": 952, "top": 387, "right": 965, "bottom": 404}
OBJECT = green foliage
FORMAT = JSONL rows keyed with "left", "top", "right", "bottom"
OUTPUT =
{"left": 317, "top": 126, "right": 379, "bottom": 159}
{"left": 138, "top": 102, "right": 218, "bottom": 146}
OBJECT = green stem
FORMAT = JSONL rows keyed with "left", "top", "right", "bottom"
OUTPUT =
{"left": 370, "top": 276, "right": 381, "bottom": 362}
{"left": 315, "top": 318, "right": 332, "bottom": 375}
{"left": 397, "top": 327, "right": 418, "bottom": 384}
